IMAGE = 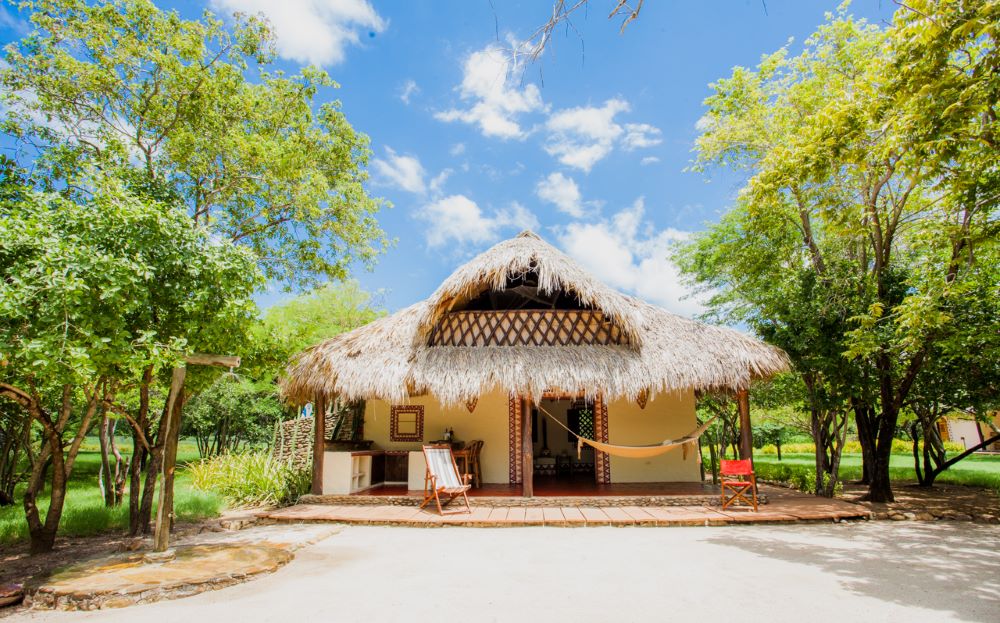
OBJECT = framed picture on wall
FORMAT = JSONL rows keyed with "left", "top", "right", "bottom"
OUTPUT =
{"left": 390, "top": 405, "right": 424, "bottom": 442}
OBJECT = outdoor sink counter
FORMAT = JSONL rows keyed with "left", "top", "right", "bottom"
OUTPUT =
{"left": 321, "top": 449, "right": 417, "bottom": 494}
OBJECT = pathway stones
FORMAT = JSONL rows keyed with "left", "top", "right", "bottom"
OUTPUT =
{"left": 24, "top": 524, "right": 338, "bottom": 611}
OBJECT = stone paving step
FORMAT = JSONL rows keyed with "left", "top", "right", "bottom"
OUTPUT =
{"left": 261, "top": 499, "right": 871, "bottom": 528}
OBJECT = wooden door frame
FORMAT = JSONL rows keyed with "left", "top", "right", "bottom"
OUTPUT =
{"left": 508, "top": 392, "right": 610, "bottom": 487}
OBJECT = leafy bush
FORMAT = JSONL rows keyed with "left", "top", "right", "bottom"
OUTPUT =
{"left": 754, "top": 462, "right": 843, "bottom": 496}
{"left": 189, "top": 452, "right": 309, "bottom": 507}
{"left": 756, "top": 438, "right": 964, "bottom": 455}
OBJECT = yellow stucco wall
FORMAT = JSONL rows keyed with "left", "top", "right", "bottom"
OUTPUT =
{"left": 606, "top": 390, "right": 701, "bottom": 483}
{"left": 363, "top": 387, "right": 702, "bottom": 485}
{"left": 364, "top": 388, "right": 511, "bottom": 484}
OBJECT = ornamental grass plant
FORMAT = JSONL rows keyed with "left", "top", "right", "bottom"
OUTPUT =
{"left": 189, "top": 451, "right": 310, "bottom": 508}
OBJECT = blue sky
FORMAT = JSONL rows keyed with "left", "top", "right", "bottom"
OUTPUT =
{"left": 0, "top": 1, "right": 897, "bottom": 316}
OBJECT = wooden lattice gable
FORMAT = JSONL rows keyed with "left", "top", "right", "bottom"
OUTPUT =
{"left": 428, "top": 309, "right": 630, "bottom": 347}
{"left": 416, "top": 231, "right": 646, "bottom": 349}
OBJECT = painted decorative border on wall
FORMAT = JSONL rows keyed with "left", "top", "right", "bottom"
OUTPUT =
{"left": 508, "top": 395, "right": 522, "bottom": 484}
{"left": 595, "top": 395, "right": 611, "bottom": 484}
{"left": 390, "top": 405, "right": 424, "bottom": 442}
{"left": 509, "top": 393, "right": 609, "bottom": 485}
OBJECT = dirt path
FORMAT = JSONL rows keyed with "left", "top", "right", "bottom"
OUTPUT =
{"left": 7, "top": 522, "right": 1000, "bottom": 623}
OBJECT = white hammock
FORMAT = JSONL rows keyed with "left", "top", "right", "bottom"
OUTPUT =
{"left": 537, "top": 404, "right": 714, "bottom": 460}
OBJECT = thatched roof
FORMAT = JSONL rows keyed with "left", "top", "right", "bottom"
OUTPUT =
{"left": 281, "top": 231, "right": 788, "bottom": 406}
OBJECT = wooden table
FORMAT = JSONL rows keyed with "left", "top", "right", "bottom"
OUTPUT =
{"left": 453, "top": 448, "right": 475, "bottom": 486}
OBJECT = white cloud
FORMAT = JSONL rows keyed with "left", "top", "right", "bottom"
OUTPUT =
{"left": 557, "top": 198, "right": 705, "bottom": 317}
{"left": 434, "top": 41, "right": 544, "bottom": 140}
{"left": 418, "top": 195, "right": 538, "bottom": 247}
{"left": 429, "top": 168, "right": 453, "bottom": 195}
{"left": 372, "top": 147, "right": 426, "bottom": 194}
{"left": 398, "top": 79, "right": 419, "bottom": 104}
{"left": 640, "top": 156, "right": 660, "bottom": 166}
{"left": 622, "top": 123, "right": 663, "bottom": 150}
{"left": 542, "top": 99, "right": 663, "bottom": 172}
{"left": 210, "top": 0, "right": 385, "bottom": 66}
{"left": 535, "top": 172, "right": 585, "bottom": 218}
{"left": 544, "top": 98, "right": 629, "bottom": 172}
{"left": 449, "top": 143, "right": 466, "bottom": 156}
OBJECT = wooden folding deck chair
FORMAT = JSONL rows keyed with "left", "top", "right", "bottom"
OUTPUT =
{"left": 420, "top": 445, "right": 472, "bottom": 515}
{"left": 720, "top": 459, "right": 758, "bottom": 511}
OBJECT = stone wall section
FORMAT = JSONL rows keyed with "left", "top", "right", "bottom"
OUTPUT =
{"left": 271, "top": 415, "right": 335, "bottom": 469}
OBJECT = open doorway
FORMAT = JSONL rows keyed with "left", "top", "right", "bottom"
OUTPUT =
{"left": 532, "top": 397, "right": 597, "bottom": 490}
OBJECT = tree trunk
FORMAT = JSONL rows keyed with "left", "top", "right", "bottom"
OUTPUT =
{"left": 865, "top": 451, "right": 894, "bottom": 502}
{"left": 811, "top": 407, "right": 828, "bottom": 495}
{"left": 24, "top": 431, "right": 64, "bottom": 554}
{"left": 925, "top": 433, "right": 1000, "bottom": 485}
{"left": 911, "top": 421, "right": 926, "bottom": 485}
{"left": 852, "top": 395, "right": 877, "bottom": 486}
{"left": 18, "top": 383, "right": 100, "bottom": 553}
{"left": 707, "top": 435, "right": 719, "bottom": 485}
{"left": 128, "top": 368, "right": 152, "bottom": 535}
{"left": 135, "top": 449, "right": 161, "bottom": 535}
{"left": 98, "top": 409, "right": 116, "bottom": 506}
{"left": 822, "top": 410, "right": 848, "bottom": 498}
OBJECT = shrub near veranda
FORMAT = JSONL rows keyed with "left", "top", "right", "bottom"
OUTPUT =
{"left": 756, "top": 439, "right": 965, "bottom": 456}
{"left": 189, "top": 452, "right": 309, "bottom": 507}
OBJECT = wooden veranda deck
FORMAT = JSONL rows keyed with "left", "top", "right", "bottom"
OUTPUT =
{"left": 263, "top": 485, "right": 870, "bottom": 527}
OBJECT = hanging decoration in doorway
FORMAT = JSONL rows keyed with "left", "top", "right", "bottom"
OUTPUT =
{"left": 635, "top": 388, "right": 649, "bottom": 409}
{"left": 465, "top": 397, "right": 478, "bottom": 413}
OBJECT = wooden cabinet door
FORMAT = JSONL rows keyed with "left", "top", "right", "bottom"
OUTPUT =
{"left": 384, "top": 453, "right": 408, "bottom": 483}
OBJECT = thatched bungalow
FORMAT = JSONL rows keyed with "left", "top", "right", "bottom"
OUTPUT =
{"left": 282, "top": 231, "right": 788, "bottom": 498}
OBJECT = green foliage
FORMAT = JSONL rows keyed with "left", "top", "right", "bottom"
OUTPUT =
{"left": 0, "top": 175, "right": 260, "bottom": 384}
{"left": 678, "top": 2, "right": 1000, "bottom": 500}
{"left": 756, "top": 453, "right": 1000, "bottom": 495}
{"left": 0, "top": 172, "right": 258, "bottom": 550}
{"left": 245, "top": 281, "right": 384, "bottom": 381}
{"left": 754, "top": 461, "right": 844, "bottom": 496}
{"left": 753, "top": 422, "right": 791, "bottom": 450}
{"left": 189, "top": 451, "right": 309, "bottom": 507}
{"left": 1, "top": 0, "right": 389, "bottom": 287}
{"left": 756, "top": 438, "right": 965, "bottom": 456}
{"left": 182, "top": 376, "right": 284, "bottom": 457}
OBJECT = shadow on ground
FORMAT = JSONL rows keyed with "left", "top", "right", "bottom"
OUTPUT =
{"left": 707, "top": 522, "right": 1000, "bottom": 622}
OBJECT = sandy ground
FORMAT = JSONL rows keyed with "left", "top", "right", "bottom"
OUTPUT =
{"left": 8, "top": 522, "right": 1000, "bottom": 623}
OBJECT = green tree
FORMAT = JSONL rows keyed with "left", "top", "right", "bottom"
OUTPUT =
{"left": 1, "top": 0, "right": 388, "bottom": 288}
{"left": 246, "top": 280, "right": 385, "bottom": 382}
{"left": 902, "top": 244, "right": 1000, "bottom": 485}
{"left": 183, "top": 376, "right": 283, "bottom": 458}
{"left": 679, "top": 4, "right": 998, "bottom": 502}
{"left": 0, "top": 173, "right": 259, "bottom": 552}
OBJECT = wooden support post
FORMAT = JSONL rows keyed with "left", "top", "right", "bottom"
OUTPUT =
{"left": 311, "top": 393, "right": 326, "bottom": 496}
{"left": 737, "top": 388, "right": 753, "bottom": 461}
{"left": 153, "top": 366, "right": 186, "bottom": 553}
{"left": 521, "top": 395, "right": 533, "bottom": 498}
{"left": 184, "top": 353, "right": 241, "bottom": 368}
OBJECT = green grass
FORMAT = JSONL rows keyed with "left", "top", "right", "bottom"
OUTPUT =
{"left": 754, "top": 452, "right": 1000, "bottom": 493}
{"left": 0, "top": 438, "right": 225, "bottom": 547}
